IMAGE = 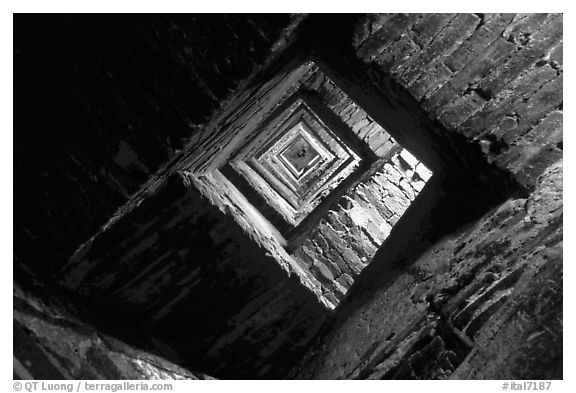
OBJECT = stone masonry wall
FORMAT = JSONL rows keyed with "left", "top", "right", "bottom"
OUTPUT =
{"left": 353, "top": 13, "right": 562, "bottom": 189}
{"left": 293, "top": 148, "right": 432, "bottom": 304}
{"left": 299, "top": 61, "right": 397, "bottom": 158}
{"left": 292, "top": 159, "right": 562, "bottom": 380}
{"left": 20, "top": 14, "right": 562, "bottom": 380}
{"left": 58, "top": 174, "right": 329, "bottom": 379}
{"left": 178, "top": 57, "right": 399, "bottom": 176}
{"left": 290, "top": 13, "right": 563, "bottom": 380}
{"left": 166, "top": 57, "right": 424, "bottom": 308}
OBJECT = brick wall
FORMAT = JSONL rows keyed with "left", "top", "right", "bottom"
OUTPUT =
{"left": 19, "top": 14, "right": 562, "bottom": 380}
{"left": 293, "top": 148, "right": 432, "bottom": 303}
{"left": 292, "top": 160, "right": 562, "bottom": 379}
{"left": 353, "top": 13, "right": 562, "bottom": 188}
{"left": 291, "top": 13, "right": 562, "bottom": 380}
{"left": 58, "top": 174, "right": 329, "bottom": 379}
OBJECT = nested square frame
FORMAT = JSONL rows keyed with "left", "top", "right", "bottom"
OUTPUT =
{"left": 223, "top": 91, "right": 373, "bottom": 239}
{"left": 249, "top": 104, "right": 360, "bottom": 209}
{"left": 277, "top": 131, "right": 322, "bottom": 178}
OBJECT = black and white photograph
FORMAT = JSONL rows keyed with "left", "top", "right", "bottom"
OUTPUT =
{"left": 10, "top": 6, "right": 566, "bottom": 388}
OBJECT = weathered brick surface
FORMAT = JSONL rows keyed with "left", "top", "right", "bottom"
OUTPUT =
{"left": 58, "top": 174, "right": 329, "bottom": 379}
{"left": 292, "top": 160, "right": 562, "bottom": 380}
{"left": 49, "top": 43, "right": 423, "bottom": 377}
{"left": 301, "top": 67, "right": 396, "bottom": 158}
{"left": 351, "top": 13, "right": 563, "bottom": 188}
{"left": 396, "top": 14, "right": 480, "bottom": 86}
{"left": 292, "top": 149, "right": 431, "bottom": 300}
{"left": 19, "top": 14, "right": 562, "bottom": 381}
{"left": 162, "top": 56, "right": 417, "bottom": 307}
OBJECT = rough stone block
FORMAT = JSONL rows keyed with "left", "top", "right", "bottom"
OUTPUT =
{"left": 293, "top": 248, "right": 314, "bottom": 268}
{"left": 365, "top": 128, "right": 389, "bottom": 149}
{"left": 352, "top": 118, "right": 371, "bottom": 134}
{"left": 412, "top": 178, "right": 426, "bottom": 192}
{"left": 399, "top": 178, "right": 416, "bottom": 200}
{"left": 324, "top": 248, "right": 349, "bottom": 276}
{"left": 358, "top": 183, "right": 395, "bottom": 220}
{"left": 408, "top": 62, "right": 454, "bottom": 100}
{"left": 341, "top": 103, "right": 359, "bottom": 122}
{"left": 374, "top": 139, "right": 397, "bottom": 158}
{"left": 379, "top": 163, "right": 402, "bottom": 185}
{"left": 400, "top": 149, "right": 419, "bottom": 169}
{"left": 357, "top": 121, "right": 379, "bottom": 141}
{"left": 325, "top": 211, "right": 348, "bottom": 233}
{"left": 312, "top": 260, "right": 335, "bottom": 283}
{"left": 341, "top": 249, "right": 365, "bottom": 270}
{"left": 439, "top": 91, "right": 487, "bottom": 129}
{"left": 415, "top": 163, "right": 433, "bottom": 182}
{"left": 345, "top": 227, "right": 378, "bottom": 259}
{"left": 384, "top": 195, "right": 408, "bottom": 218}
{"left": 364, "top": 220, "right": 388, "bottom": 245}
{"left": 337, "top": 273, "right": 354, "bottom": 287}
{"left": 334, "top": 281, "right": 348, "bottom": 296}
{"left": 312, "top": 232, "right": 330, "bottom": 252}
